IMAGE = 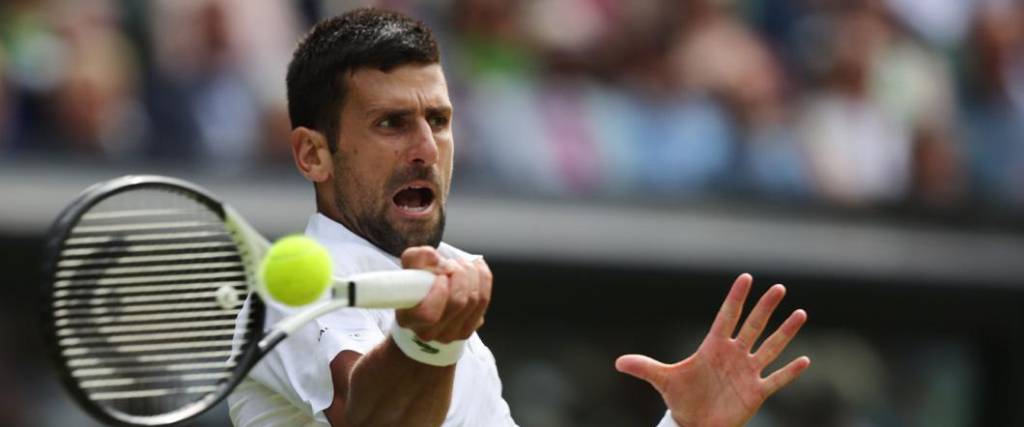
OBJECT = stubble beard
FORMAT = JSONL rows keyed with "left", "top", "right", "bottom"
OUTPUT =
{"left": 332, "top": 164, "right": 447, "bottom": 257}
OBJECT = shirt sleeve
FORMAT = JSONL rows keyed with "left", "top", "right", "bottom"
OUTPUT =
{"left": 247, "top": 304, "right": 389, "bottom": 423}
{"left": 313, "top": 307, "right": 388, "bottom": 366}
{"left": 229, "top": 377, "right": 326, "bottom": 427}
{"left": 302, "top": 307, "right": 389, "bottom": 416}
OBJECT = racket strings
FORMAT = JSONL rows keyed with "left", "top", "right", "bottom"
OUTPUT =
{"left": 50, "top": 188, "right": 259, "bottom": 418}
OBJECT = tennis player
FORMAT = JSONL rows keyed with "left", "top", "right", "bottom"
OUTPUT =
{"left": 227, "top": 8, "right": 810, "bottom": 427}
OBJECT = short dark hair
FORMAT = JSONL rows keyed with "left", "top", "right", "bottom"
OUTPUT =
{"left": 286, "top": 8, "right": 440, "bottom": 152}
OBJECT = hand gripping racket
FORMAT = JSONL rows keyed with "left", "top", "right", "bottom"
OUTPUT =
{"left": 40, "top": 175, "right": 435, "bottom": 426}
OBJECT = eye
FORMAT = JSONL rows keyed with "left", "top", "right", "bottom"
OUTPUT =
{"left": 428, "top": 114, "right": 449, "bottom": 130}
{"left": 377, "top": 114, "right": 406, "bottom": 130}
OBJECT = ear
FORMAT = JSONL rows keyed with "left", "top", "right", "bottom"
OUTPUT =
{"left": 290, "top": 127, "right": 334, "bottom": 183}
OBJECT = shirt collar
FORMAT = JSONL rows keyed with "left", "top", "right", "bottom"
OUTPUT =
{"left": 304, "top": 212, "right": 474, "bottom": 262}
{"left": 305, "top": 212, "right": 400, "bottom": 262}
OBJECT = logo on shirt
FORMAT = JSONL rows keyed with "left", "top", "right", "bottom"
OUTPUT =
{"left": 318, "top": 327, "right": 328, "bottom": 342}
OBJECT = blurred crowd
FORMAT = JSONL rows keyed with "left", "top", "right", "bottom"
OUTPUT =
{"left": 1, "top": 0, "right": 1023, "bottom": 210}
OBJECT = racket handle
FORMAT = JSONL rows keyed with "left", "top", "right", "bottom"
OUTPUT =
{"left": 343, "top": 269, "right": 435, "bottom": 309}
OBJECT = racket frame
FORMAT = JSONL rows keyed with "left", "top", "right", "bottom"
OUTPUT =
{"left": 42, "top": 175, "right": 437, "bottom": 426}
{"left": 41, "top": 175, "right": 269, "bottom": 427}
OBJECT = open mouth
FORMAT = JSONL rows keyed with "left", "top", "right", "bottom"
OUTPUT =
{"left": 392, "top": 185, "right": 435, "bottom": 214}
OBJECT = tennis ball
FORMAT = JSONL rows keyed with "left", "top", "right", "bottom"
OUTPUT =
{"left": 259, "top": 235, "right": 333, "bottom": 307}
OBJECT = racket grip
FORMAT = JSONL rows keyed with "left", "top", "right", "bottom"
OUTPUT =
{"left": 344, "top": 269, "right": 435, "bottom": 309}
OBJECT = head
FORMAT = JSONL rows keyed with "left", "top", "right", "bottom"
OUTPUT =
{"left": 287, "top": 8, "right": 452, "bottom": 257}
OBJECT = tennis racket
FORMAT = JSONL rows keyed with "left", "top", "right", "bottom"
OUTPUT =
{"left": 41, "top": 175, "right": 435, "bottom": 426}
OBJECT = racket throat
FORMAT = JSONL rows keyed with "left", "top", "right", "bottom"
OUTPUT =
{"left": 257, "top": 330, "right": 288, "bottom": 353}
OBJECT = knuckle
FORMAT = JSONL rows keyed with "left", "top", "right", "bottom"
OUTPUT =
{"left": 466, "top": 291, "right": 481, "bottom": 306}
{"left": 402, "top": 246, "right": 425, "bottom": 258}
{"left": 475, "top": 260, "right": 492, "bottom": 280}
{"left": 402, "top": 246, "right": 439, "bottom": 268}
{"left": 450, "top": 294, "right": 469, "bottom": 309}
{"left": 459, "top": 260, "right": 477, "bottom": 276}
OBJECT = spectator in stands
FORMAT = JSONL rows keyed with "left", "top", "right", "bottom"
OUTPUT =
{"left": 665, "top": 0, "right": 810, "bottom": 197}
{"left": 961, "top": 1, "right": 1024, "bottom": 207}
{"left": 0, "top": 43, "right": 8, "bottom": 152}
{"left": 50, "top": 0, "right": 147, "bottom": 157}
{"left": 796, "top": 1, "right": 913, "bottom": 205}
{"left": 147, "top": 0, "right": 259, "bottom": 168}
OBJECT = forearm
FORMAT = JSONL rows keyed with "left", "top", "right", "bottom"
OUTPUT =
{"left": 343, "top": 338, "right": 455, "bottom": 427}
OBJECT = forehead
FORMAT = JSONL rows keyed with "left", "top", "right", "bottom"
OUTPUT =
{"left": 344, "top": 63, "right": 450, "bottom": 112}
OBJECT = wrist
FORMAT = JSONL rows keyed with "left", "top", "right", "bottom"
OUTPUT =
{"left": 390, "top": 324, "right": 466, "bottom": 367}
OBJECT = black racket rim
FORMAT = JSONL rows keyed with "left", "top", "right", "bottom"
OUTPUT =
{"left": 40, "top": 175, "right": 267, "bottom": 427}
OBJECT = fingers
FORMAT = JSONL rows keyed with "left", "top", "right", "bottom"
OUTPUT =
{"left": 708, "top": 273, "right": 753, "bottom": 338}
{"left": 395, "top": 273, "right": 450, "bottom": 329}
{"left": 614, "top": 354, "right": 670, "bottom": 390}
{"left": 762, "top": 356, "right": 811, "bottom": 396}
{"left": 734, "top": 284, "right": 786, "bottom": 350}
{"left": 403, "top": 256, "right": 492, "bottom": 343}
{"left": 459, "top": 259, "right": 492, "bottom": 337}
{"left": 400, "top": 246, "right": 443, "bottom": 270}
{"left": 753, "top": 309, "right": 807, "bottom": 368}
{"left": 395, "top": 246, "right": 454, "bottom": 330}
{"left": 429, "top": 259, "right": 478, "bottom": 342}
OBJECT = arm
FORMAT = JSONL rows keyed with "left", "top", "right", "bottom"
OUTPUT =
{"left": 324, "top": 343, "right": 454, "bottom": 427}
{"left": 323, "top": 247, "right": 492, "bottom": 427}
{"left": 617, "top": 274, "right": 810, "bottom": 427}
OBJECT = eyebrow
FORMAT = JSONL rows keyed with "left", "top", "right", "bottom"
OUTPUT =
{"left": 364, "top": 105, "right": 452, "bottom": 119}
{"left": 426, "top": 106, "right": 453, "bottom": 116}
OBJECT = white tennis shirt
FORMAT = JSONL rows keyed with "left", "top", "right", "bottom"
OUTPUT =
{"left": 227, "top": 213, "right": 517, "bottom": 426}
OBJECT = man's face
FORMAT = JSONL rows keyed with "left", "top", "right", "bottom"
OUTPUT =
{"left": 329, "top": 63, "right": 453, "bottom": 256}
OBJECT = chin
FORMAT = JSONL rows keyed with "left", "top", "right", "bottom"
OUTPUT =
{"left": 368, "top": 213, "right": 445, "bottom": 257}
{"left": 397, "top": 221, "right": 444, "bottom": 248}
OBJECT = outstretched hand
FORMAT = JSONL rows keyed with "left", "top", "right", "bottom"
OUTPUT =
{"left": 616, "top": 274, "right": 810, "bottom": 427}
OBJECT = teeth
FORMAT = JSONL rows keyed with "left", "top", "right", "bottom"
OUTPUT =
{"left": 398, "top": 205, "right": 429, "bottom": 213}
{"left": 393, "top": 184, "right": 433, "bottom": 214}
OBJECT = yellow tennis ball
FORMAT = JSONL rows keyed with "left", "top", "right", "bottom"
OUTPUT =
{"left": 259, "top": 235, "right": 333, "bottom": 307}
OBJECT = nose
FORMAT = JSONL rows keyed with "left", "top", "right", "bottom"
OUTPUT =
{"left": 407, "top": 117, "right": 439, "bottom": 166}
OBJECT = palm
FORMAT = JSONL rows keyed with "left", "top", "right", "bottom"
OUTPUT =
{"left": 660, "top": 335, "right": 772, "bottom": 426}
{"left": 616, "top": 274, "right": 810, "bottom": 427}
